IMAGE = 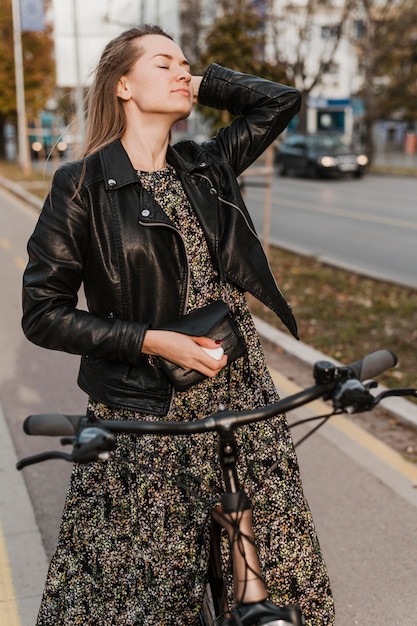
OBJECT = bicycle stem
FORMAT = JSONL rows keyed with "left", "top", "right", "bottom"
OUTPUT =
{"left": 214, "top": 428, "right": 269, "bottom": 605}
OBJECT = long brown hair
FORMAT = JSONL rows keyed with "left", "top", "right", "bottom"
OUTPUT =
{"left": 82, "top": 25, "right": 173, "bottom": 157}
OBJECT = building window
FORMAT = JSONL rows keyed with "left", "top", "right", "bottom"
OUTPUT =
{"left": 320, "top": 61, "right": 339, "bottom": 75}
{"left": 353, "top": 19, "right": 365, "bottom": 39}
{"left": 321, "top": 25, "right": 341, "bottom": 40}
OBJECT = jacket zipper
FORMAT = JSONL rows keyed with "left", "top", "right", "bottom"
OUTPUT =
{"left": 194, "top": 172, "right": 260, "bottom": 240}
{"left": 138, "top": 220, "right": 190, "bottom": 412}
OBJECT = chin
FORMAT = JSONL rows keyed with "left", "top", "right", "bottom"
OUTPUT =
{"left": 175, "top": 110, "right": 192, "bottom": 122}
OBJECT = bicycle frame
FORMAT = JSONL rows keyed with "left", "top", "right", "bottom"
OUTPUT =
{"left": 200, "top": 426, "right": 304, "bottom": 626}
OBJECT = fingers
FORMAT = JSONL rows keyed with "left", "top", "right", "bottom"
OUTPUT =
{"left": 192, "top": 336, "right": 226, "bottom": 376}
{"left": 193, "top": 336, "right": 223, "bottom": 349}
{"left": 142, "top": 330, "right": 227, "bottom": 377}
{"left": 191, "top": 75, "right": 203, "bottom": 103}
{"left": 197, "top": 351, "right": 228, "bottom": 378}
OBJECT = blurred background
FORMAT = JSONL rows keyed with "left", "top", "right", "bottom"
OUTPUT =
{"left": 1, "top": 0, "right": 417, "bottom": 173}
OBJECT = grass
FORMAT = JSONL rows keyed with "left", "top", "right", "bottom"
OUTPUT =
{"left": 2, "top": 159, "right": 416, "bottom": 396}
{"left": 248, "top": 248, "right": 417, "bottom": 395}
{"left": 0, "top": 159, "right": 52, "bottom": 200}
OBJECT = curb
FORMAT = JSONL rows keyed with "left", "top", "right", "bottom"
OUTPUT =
{"left": 0, "top": 174, "right": 43, "bottom": 212}
{"left": 254, "top": 316, "right": 417, "bottom": 431}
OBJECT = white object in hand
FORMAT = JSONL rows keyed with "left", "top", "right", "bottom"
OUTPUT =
{"left": 201, "top": 346, "right": 224, "bottom": 360}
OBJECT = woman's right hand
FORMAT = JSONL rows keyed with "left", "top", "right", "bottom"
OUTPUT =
{"left": 191, "top": 75, "right": 203, "bottom": 104}
{"left": 142, "top": 330, "right": 227, "bottom": 378}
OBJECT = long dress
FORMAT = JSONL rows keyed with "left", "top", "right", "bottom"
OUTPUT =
{"left": 36, "top": 165, "right": 335, "bottom": 626}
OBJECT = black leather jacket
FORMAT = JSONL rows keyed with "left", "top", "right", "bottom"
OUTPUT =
{"left": 22, "top": 63, "right": 301, "bottom": 415}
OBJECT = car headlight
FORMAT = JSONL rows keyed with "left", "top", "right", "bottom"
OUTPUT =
{"left": 357, "top": 154, "right": 368, "bottom": 166}
{"left": 319, "top": 156, "right": 337, "bottom": 167}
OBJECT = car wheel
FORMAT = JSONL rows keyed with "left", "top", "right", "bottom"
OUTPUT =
{"left": 353, "top": 169, "right": 364, "bottom": 179}
{"left": 306, "top": 164, "right": 319, "bottom": 179}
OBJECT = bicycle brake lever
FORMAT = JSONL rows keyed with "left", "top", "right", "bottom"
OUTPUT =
{"left": 16, "top": 451, "right": 74, "bottom": 470}
{"left": 17, "top": 427, "right": 117, "bottom": 469}
{"left": 332, "top": 379, "right": 376, "bottom": 414}
{"left": 373, "top": 387, "right": 417, "bottom": 403}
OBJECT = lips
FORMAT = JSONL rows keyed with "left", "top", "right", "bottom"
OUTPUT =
{"left": 174, "top": 89, "right": 190, "bottom": 97}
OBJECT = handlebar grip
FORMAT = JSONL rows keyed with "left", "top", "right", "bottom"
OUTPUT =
{"left": 23, "top": 414, "right": 85, "bottom": 436}
{"left": 346, "top": 350, "right": 398, "bottom": 381}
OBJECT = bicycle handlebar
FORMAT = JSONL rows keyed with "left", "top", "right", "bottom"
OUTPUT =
{"left": 343, "top": 349, "right": 397, "bottom": 381}
{"left": 21, "top": 349, "right": 400, "bottom": 438}
{"left": 23, "top": 413, "right": 84, "bottom": 437}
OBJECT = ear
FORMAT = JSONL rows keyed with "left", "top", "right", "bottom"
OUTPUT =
{"left": 116, "top": 76, "right": 131, "bottom": 101}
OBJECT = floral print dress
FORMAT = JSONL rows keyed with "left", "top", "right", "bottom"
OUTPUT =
{"left": 36, "top": 165, "right": 335, "bottom": 626}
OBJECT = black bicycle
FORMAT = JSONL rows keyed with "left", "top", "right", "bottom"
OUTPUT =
{"left": 17, "top": 349, "right": 417, "bottom": 626}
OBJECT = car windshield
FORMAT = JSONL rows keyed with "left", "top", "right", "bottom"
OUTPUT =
{"left": 306, "top": 135, "right": 349, "bottom": 150}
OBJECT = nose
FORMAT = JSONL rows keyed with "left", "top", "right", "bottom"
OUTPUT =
{"left": 177, "top": 66, "right": 191, "bottom": 82}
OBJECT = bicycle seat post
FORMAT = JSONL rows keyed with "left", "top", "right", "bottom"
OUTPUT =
{"left": 215, "top": 428, "right": 269, "bottom": 605}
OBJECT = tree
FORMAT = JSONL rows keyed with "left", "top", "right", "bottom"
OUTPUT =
{"left": 181, "top": 0, "right": 417, "bottom": 160}
{"left": 195, "top": 0, "right": 289, "bottom": 133}
{"left": 352, "top": 0, "right": 417, "bottom": 161}
{"left": 179, "top": 0, "right": 208, "bottom": 69}
{"left": 269, "top": 0, "right": 356, "bottom": 133}
{"left": 0, "top": 0, "right": 55, "bottom": 160}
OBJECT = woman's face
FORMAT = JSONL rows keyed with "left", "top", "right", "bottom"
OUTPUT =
{"left": 117, "top": 34, "right": 193, "bottom": 122}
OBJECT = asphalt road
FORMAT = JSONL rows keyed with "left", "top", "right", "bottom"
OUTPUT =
{"left": 1, "top": 183, "right": 417, "bottom": 625}
{"left": 243, "top": 172, "right": 417, "bottom": 289}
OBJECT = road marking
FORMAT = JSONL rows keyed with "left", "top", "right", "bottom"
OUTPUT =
{"left": 246, "top": 189, "right": 417, "bottom": 230}
{"left": 270, "top": 368, "right": 417, "bottom": 484}
{"left": 14, "top": 256, "right": 26, "bottom": 271}
{"left": 0, "top": 235, "right": 26, "bottom": 270}
{"left": 0, "top": 238, "right": 12, "bottom": 250}
{"left": 0, "top": 521, "right": 21, "bottom": 626}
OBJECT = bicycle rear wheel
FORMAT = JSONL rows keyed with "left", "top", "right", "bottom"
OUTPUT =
{"left": 200, "top": 518, "right": 228, "bottom": 625}
{"left": 200, "top": 583, "right": 220, "bottom": 625}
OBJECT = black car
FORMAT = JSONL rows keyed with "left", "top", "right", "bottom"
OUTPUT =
{"left": 275, "top": 133, "right": 368, "bottom": 179}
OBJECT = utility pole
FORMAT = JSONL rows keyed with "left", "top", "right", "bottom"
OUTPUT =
{"left": 11, "top": 0, "right": 31, "bottom": 174}
{"left": 72, "top": 0, "right": 85, "bottom": 152}
{"left": 140, "top": 0, "right": 146, "bottom": 23}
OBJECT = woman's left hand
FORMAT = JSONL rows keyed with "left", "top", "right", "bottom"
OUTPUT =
{"left": 142, "top": 329, "right": 228, "bottom": 378}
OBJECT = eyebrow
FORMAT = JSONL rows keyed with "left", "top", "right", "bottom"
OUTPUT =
{"left": 152, "top": 53, "right": 191, "bottom": 69}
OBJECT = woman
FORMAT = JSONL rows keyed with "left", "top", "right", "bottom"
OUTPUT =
{"left": 22, "top": 25, "right": 335, "bottom": 626}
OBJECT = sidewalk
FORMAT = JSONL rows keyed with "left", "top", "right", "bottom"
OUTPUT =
{"left": 373, "top": 148, "right": 417, "bottom": 172}
{"left": 0, "top": 402, "right": 48, "bottom": 626}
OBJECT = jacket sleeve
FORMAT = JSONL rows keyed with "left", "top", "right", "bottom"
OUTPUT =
{"left": 197, "top": 63, "right": 301, "bottom": 176}
{"left": 21, "top": 166, "right": 148, "bottom": 365}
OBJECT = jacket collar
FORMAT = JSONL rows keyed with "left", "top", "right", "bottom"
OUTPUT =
{"left": 99, "top": 140, "right": 138, "bottom": 190}
{"left": 167, "top": 143, "right": 212, "bottom": 174}
{"left": 99, "top": 139, "right": 212, "bottom": 191}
